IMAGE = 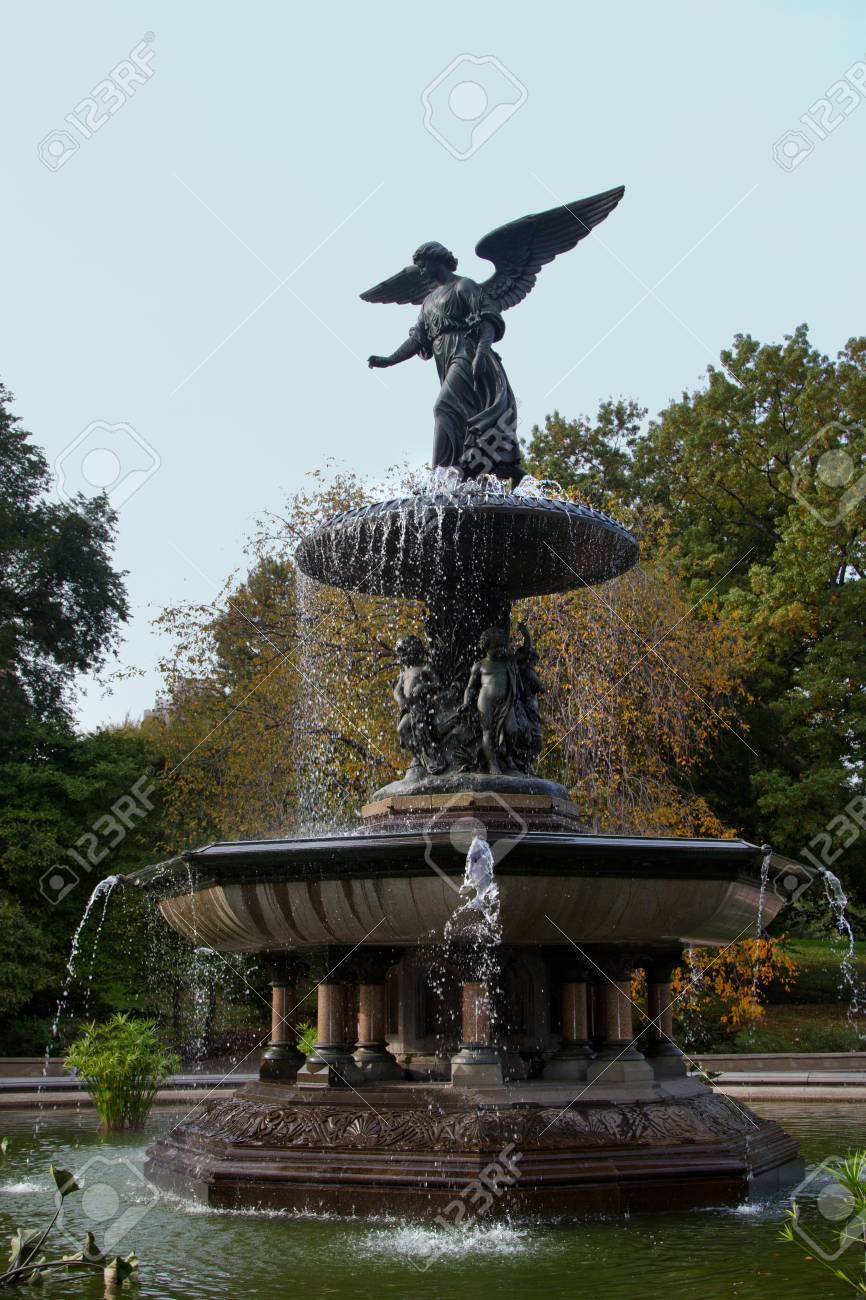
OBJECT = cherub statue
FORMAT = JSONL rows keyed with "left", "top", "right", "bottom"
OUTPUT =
{"left": 393, "top": 635, "right": 444, "bottom": 775}
{"left": 461, "top": 627, "right": 522, "bottom": 776}
{"left": 362, "top": 187, "right": 624, "bottom": 484}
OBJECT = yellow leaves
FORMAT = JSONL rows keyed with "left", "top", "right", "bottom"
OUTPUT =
{"left": 672, "top": 938, "right": 798, "bottom": 1030}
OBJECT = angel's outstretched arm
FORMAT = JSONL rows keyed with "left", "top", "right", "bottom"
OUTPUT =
{"left": 368, "top": 335, "right": 422, "bottom": 369}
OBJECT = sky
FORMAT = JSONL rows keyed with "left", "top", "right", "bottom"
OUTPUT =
{"left": 1, "top": 1, "right": 864, "bottom": 730}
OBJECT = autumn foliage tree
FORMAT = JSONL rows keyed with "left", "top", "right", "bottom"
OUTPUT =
{"left": 152, "top": 468, "right": 752, "bottom": 844}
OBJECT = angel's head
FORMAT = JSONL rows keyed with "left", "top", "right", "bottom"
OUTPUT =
{"left": 413, "top": 241, "right": 457, "bottom": 282}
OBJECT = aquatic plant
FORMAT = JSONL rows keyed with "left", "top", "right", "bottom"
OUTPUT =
{"left": 65, "top": 1012, "right": 180, "bottom": 1131}
{"left": 780, "top": 1149, "right": 866, "bottom": 1294}
{"left": 0, "top": 1163, "right": 138, "bottom": 1291}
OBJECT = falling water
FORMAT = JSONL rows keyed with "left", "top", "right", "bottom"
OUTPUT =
{"left": 443, "top": 836, "right": 503, "bottom": 1004}
{"left": 35, "top": 875, "right": 122, "bottom": 1130}
{"left": 820, "top": 866, "right": 865, "bottom": 1036}
{"left": 746, "top": 849, "right": 772, "bottom": 1044}
{"left": 80, "top": 878, "right": 121, "bottom": 1020}
{"left": 46, "top": 875, "right": 122, "bottom": 1053}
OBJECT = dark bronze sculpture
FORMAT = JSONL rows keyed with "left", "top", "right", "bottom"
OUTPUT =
{"left": 393, "top": 622, "right": 545, "bottom": 780}
{"left": 363, "top": 187, "right": 625, "bottom": 482}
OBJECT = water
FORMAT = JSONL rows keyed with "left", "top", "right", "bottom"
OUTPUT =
{"left": 42, "top": 876, "right": 122, "bottom": 1077}
{"left": 0, "top": 1103, "right": 862, "bottom": 1299}
{"left": 820, "top": 867, "right": 866, "bottom": 1037}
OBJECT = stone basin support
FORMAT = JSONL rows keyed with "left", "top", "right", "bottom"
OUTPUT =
{"left": 449, "top": 951, "right": 503, "bottom": 1087}
{"left": 543, "top": 951, "right": 594, "bottom": 1082}
{"left": 259, "top": 954, "right": 308, "bottom": 1081}
{"left": 296, "top": 946, "right": 362, "bottom": 1088}
{"left": 645, "top": 951, "right": 687, "bottom": 1079}
{"left": 351, "top": 948, "right": 404, "bottom": 1082}
{"left": 585, "top": 952, "right": 653, "bottom": 1085}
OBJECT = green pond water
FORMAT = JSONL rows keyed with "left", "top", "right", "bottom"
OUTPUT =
{"left": 0, "top": 1101, "right": 863, "bottom": 1299}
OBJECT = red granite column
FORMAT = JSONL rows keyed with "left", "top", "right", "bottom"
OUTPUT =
{"left": 259, "top": 955, "right": 306, "bottom": 1081}
{"left": 353, "top": 949, "right": 404, "bottom": 1081}
{"left": 645, "top": 953, "right": 687, "bottom": 1078}
{"left": 296, "top": 947, "right": 361, "bottom": 1088}
{"left": 585, "top": 952, "right": 653, "bottom": 1084}
{"left": 543, "top": 952, "right": 594, "bottom": 1081}
{"left": 450, "top": 954, "right": 503, "bottom": 1087}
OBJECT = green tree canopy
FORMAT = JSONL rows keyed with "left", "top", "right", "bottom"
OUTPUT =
{"left": 0, "top": 383, "right": 128, "bottom": 741}
{"left": 527, "top": 326, "right": 866, "bottom": 886}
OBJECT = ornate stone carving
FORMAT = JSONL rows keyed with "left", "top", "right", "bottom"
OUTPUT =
{"left": 179, "top": 1091, "right": 757, "bottom": 1155}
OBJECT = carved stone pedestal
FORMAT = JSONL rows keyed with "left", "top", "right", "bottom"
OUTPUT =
{"left": 145, "top": 1078, "right": 802, "bottom": 1217}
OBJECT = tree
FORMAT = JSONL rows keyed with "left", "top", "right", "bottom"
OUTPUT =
{"left": 525, "top": 398, "right": 646, "bottom": 508}
{"left": 634, "top": 327, "right": 866, "bottom": 878}
{"left": 0, "top": 383, "right": 128, "bottom": 741}
{"left": 0, "top": 724, "right": 165, "bottom": 1051}
{"left": 526, "top": 329, "right": 866, "bottom": 890}
{"left": 153, "top": 472, "right": 750, "bottom": 841}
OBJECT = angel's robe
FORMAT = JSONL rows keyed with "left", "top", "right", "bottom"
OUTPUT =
{"left": 410, "top": 277, "right": 520, "bottom": 479}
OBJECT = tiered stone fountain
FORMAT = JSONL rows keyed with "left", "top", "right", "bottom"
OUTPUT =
{"left": 134, "top": 476, "right": 807, "bottom": 1217}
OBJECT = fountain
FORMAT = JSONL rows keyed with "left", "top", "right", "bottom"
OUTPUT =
{"left": 130, "top": 188, "right": 809, "bottom": 1217}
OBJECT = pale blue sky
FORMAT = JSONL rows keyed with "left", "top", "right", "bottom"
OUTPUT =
{"left": 2, "top": 1, "right": 864, "bottom": 729}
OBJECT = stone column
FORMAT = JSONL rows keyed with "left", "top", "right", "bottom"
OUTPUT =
{"left": 296, "top": 947, "right": 360, "bottom": 1088}
{"left": 352, "top": 948, "right": 404, "bottom": 1082}
{"left": 259, "top": 955, "right": 307, "bottom": 1081}
{"left": 645, "top": 952, "right": 687, "bottom": 1079}
{"left": 585, "top": 952, "right": 653, "bottom": 1085}
{"left": 449, "top": 951, "right": 503, "bottom": 1087}
{"left": 543, "top": 951, "right": 594, "bottom": 1081}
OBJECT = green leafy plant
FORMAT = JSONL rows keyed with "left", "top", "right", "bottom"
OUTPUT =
{"left": 296, "top": 1021, "right": 317, "bottom": 1057}
{"left": 65, "top": 1012, "right": 180, "bottom": 1131}
{"left": 780, "top": 1150, "right": 866, "bottom": 1294}
{"left": 0, "top": 1163, "right": 138, "bottom": 1290}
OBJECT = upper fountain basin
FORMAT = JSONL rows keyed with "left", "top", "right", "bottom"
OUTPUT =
{"left": 126, "top": 832, "right": 806, "bottom": 954}
{"left": 294, "top": 490, "right": 639, "bottom": 600}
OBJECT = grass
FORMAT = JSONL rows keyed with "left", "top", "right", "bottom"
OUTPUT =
{"left": 767, "top": 938, "right": 866, "bottom": 1005}
{"left": 731, "top": 1003, "right": 865, "bottom": 1053}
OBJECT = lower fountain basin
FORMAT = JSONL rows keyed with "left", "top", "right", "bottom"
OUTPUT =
{"left": 128, "top": 832, "right": 806, "bottom": 954}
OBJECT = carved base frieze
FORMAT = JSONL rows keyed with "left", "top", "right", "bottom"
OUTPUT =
{"left": 145, "top": 1082, "right": 802, "bottom": 1217}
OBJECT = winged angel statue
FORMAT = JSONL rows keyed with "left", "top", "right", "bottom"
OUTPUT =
{"left": 363, "top": 186, "right": 624, "bottom": 484}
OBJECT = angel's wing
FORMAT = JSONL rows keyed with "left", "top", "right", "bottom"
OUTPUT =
{"left": 476, "top": 186, "right": 625, "bottom": 312}
{"left": 360, "top": 264, "right": 433, "bottom": 306}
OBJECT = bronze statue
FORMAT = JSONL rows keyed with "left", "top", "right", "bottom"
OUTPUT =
{"left": 362, "top": 187, "right": 625, "bottom": 483}
{"left": 393, "top": 635, "right": 445, "bottom": 776}
{"left": 461, "top": 627, "right": 523, "bottom": 775}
